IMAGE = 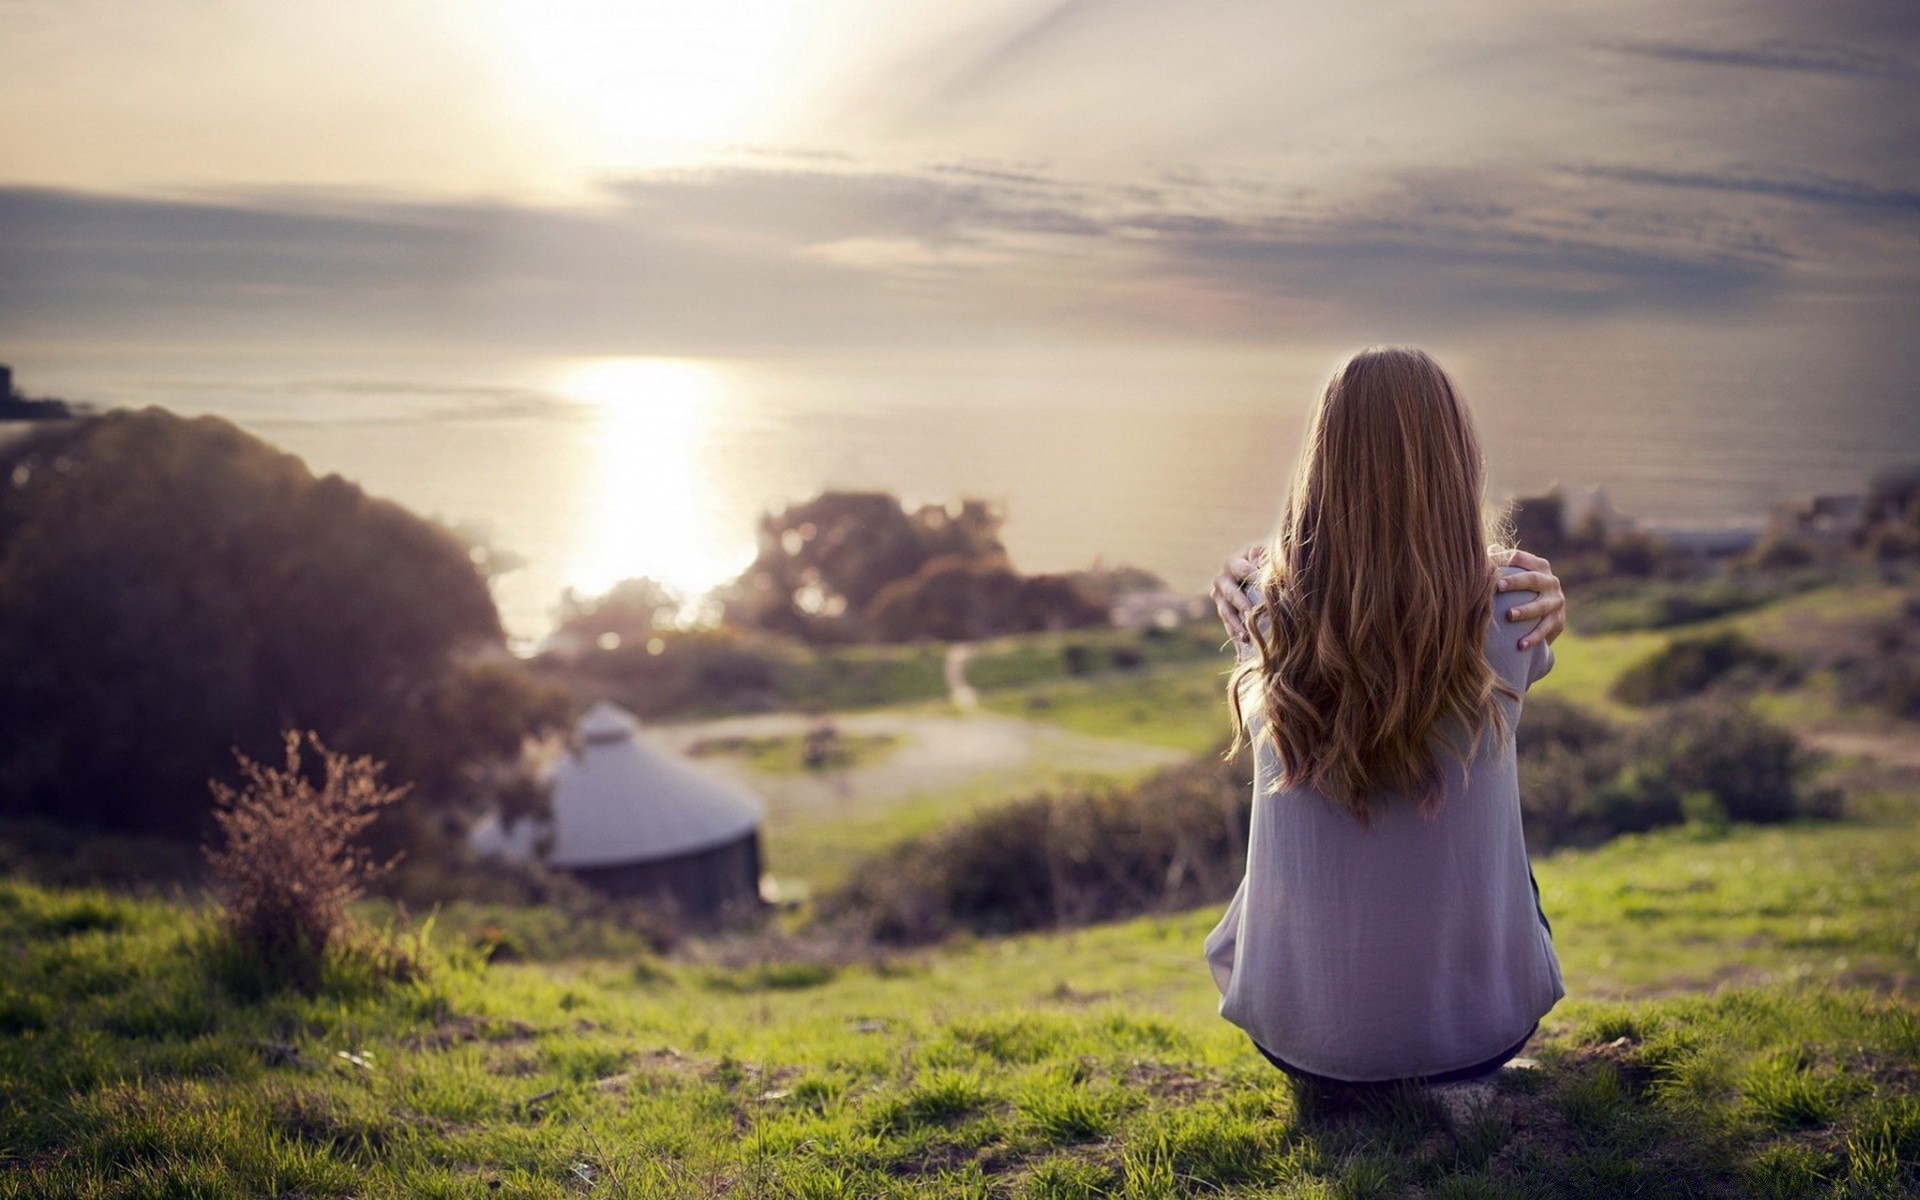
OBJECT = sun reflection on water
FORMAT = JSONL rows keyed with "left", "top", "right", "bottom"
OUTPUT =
{"left": 556, "top": 357, "right": 743, "bottom": 604}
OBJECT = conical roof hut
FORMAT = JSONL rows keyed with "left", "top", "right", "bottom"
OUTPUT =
{"left": 470, "top": 701, "right": 767, "bottom": 922}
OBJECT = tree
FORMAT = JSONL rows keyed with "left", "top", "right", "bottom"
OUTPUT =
{"left": 719, "top": 491, "right": 1007, "bottom": 641}
{"left": 554, "top": 576, "right": 682, "bottom": 647}
{"left": 0, "top": 408, "right": 566, "bottom": 845}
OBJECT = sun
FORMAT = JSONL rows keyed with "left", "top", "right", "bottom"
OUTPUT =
{"left": 480, "top": 0, "right": 806, "bottom": 169}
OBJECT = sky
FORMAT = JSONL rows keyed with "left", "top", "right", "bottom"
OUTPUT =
{"left": 0, "top": 0, "right": 1916, "bottom": 362}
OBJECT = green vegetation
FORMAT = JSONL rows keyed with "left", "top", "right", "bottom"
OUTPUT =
{"left": 1609, "top": 629, "right": 1791, "bottom": 707}
{"left": 757, "top": 757, "right": 1181, "bottom": 899}
{"left": 5, "top": 790, "right": 1919, "bottom": 1197}
{"left": 820, "top": 753, "right": 1249, "bottom": 944}
{"left": 548, "top": 629, "right": 953, "bottom": 718}
{"left": 1568, "top": 567, "right": 1845, "bottom": 635}
{"left": 687, "top": 731, "right": 905, "bottom": 775}
{"left": 544, "top": 619, "right": 1233, "bottom": 724}
{"left": 0, "top": 408, "right": 568, "bottom": 857}
{"left": 7, "top": 540, "right": 1920, "bottom": 1196}
{"left": 965, "top": 623, "right": 1228, "bottom": 691}
{"left": 980, "top": 662, "right": 1234, "bottom": 754}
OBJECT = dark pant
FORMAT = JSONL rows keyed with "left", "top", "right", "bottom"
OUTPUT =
{"left": 1251, "top": 860, "right": 1553, "bottom": 1088}
{"left": 1252, "top": 1019, "right": 1538, "bottom": 1088}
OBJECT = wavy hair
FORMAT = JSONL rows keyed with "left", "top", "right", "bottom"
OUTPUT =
{"left": 1226, "top": 347, "right": 1522, "bottom": 827}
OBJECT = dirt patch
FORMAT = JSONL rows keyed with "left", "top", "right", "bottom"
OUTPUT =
{"left": 1118, "top": 1059, "right": 1219, "bottom": 1102}
{"left": 405, "top": 1014, "right": 538, "bottom": 1051}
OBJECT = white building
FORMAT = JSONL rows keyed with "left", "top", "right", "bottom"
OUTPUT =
{"left": 471, "top": 702, "right": 767, "bottom": 922}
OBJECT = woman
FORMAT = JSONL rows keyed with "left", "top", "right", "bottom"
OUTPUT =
{"left": 1203, "top": 346, "right": 1569, "bottom": 1089}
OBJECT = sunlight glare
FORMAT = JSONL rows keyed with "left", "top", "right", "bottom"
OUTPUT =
{"left": 559, "top": 357, "right": 740, "bottom": 605}
{"left": 482, "top": 0, "right": 805, "bottom": 167}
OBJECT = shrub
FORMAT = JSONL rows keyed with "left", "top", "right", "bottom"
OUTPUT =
{"left": 1517, "top": 694, "right": 1619, "bottom": 756}
{"left": 1520, "top": 697, "right": 1823, "bottom": 847}
{"left": 817, "top": 751, "right": 1252, "bottom": 944}
{"left": 202, "top": 731, "right": 408, "bottom": 990}
{"left": 1616, "top": 697, "right": 1814, "bottom": 825}
{"left": 1832, "top": 598, "right": 1920, "bottom": 719}
{"left": 1610, "top": 630, "right": 1791, "bottom": 706}
{"left": 823, "top": 697, "right": 1830, "bottom": 944}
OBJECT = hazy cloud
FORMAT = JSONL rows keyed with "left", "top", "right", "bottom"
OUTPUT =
{"left": 1600, "top": 38, "right": 1909, "bottom": 79}
{"left": 1568, "top": 166, "right": 1920, "bottom": 213}
{"left": 5, "top": 144, "right": 1866, "bottom": 356}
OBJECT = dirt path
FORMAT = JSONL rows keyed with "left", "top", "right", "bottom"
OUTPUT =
{"left": 944, "top": 643, "right": 979, "bottom": 711}
{"left": 651, "top": 710, "right": 1187, "bottom": 824}
{"left": 1803, "top": 728, "right": 1920, "bottom": 776}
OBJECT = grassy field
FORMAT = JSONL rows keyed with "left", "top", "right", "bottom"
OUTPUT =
{"left": 976, "top": 620, "right": 1663, "bottom": 753}
{"left": 5, "top": 784, "right": 1917, "bottom": 1197}
{"left": 6, "top": 578, "right": 1919, "bottom": 1197}
{"left": 979, "top": 576, "right": 1920, "bottom": 748}
{"left": 978, "top": 664, "right": 1236, "bottom": 754}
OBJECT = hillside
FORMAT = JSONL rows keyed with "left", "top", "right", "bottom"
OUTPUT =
{"left": 5, "top": 573, "right": 1920, "bottom": 1197}
{"left": 5, "top": 791, "right": 1917, "bottom": 1197}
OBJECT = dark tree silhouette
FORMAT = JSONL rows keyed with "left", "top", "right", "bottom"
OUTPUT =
{"left": 0, "top": 408, "right": 567, "bottom": 844}
{"left": 716, "top": 490, "right": 1105, "bottom": 642}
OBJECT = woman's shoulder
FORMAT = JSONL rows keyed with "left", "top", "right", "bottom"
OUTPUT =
{"left": 1487, "top": 564, "right": 1554, "bottom": 688}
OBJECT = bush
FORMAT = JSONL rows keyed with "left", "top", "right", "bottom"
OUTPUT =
{"left": 1610, "top": 630, "right": 1792, "bottom": 706}
{"left": 202, "top": 731, "right": 408, "bottom": 990}
{"left": 1519, "top": 697, "right": 1825, "bottom": 848}
{"left": 825, "top": 696, "right": 1832, "bottom": 944}
{"left": 1517, "top": 694, "right": 1619, "bottom": 756}
{"left": 817, "top": 752, "right": 1252, "bottom": 944}
{"left": 1832, "top": 598, "right": 1920, "bottom": 719}
{"left": 1625, "top": 698, "right": 1815, "bottom": 824}
{"left": 1572, "top": 572, "right": 1828, "bottom": 635}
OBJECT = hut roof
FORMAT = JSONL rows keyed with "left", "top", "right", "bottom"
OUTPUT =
{"left": 542, "top": 701, "right": 764, "bottom": 868}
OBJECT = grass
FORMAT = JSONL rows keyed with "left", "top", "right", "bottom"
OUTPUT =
{"left": 964, "top": 623, "right": 1229, "bottom": 692}
{"left": 1527, "top": 628, "right": 1671, "bottom": 723}
{"left": 6, "top": 575, "right": 1919, "bottom": 1196}
{"left": 978, "top": 662, "right": 1236, "bottom": 754}
{"left": 977, "top": 622, "right": 1668, "bottom": 754}
{"left": 4, "top": 787, "right": 1917, "bottom": 1197}
{"left": 686, "top": 732, "right": 905, "bottom": 775}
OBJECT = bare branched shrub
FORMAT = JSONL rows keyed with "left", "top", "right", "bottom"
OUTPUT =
{"left": 203, "top": 730, "right": 408, "bottom": 988}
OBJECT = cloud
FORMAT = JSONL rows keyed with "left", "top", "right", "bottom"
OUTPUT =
{"left": 7, "top": 145, "right": 1860, "bottom": 359}
{"left": 1600, "top": 38, "right": 1909, "bottom": 79}
{"left": 1567, "top": 165, "right": 1920, "bottom": 213}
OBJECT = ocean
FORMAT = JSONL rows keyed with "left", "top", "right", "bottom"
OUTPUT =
{"left": 16, "top": 311, "right": 1919, "bottom": 649}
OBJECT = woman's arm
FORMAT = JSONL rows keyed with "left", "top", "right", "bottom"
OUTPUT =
{"left": 1210, "top": 543, "right": 1568, "bottom": 651}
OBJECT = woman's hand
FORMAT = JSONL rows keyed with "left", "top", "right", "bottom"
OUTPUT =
{"left": 1211, "top": 543, "right": 1267, "bottom": 647}
{"left": 1491, "top": 547, "right": 1567, "bottom": 650}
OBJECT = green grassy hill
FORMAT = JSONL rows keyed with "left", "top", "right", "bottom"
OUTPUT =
{"left": 5, "top": 577, "right": 1919, "bottom": 1197}
{"left": 5, "top": 793, "right": 1917, "bottom": 1198}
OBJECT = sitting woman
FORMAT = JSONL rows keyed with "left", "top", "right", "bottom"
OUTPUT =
{"left": 1205, "top": 345, "right": 1569, "bottom": 1088}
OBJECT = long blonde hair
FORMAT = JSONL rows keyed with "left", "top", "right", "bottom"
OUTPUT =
{"left": 1226, "top": 347, "right": 1522, "bottom": 827}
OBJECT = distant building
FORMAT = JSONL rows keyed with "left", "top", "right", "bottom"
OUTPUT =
{"left": 470, "top": 702, "right": 767, "bottom": 923}
{"left": 1768, "top": 493, "right": 1867, "bottom": 546}
{"left": 1560, "top": 483, "right": 1635, "bottom": 539}
{"left": 1637, "top": 520, "right": 1765, "bottom": 557}
{"left": 1110, "top": 588, "right": 1210, "bottom": 631}
{"left": 1509, "top": 481, "right": 1643, "bottom": 553}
